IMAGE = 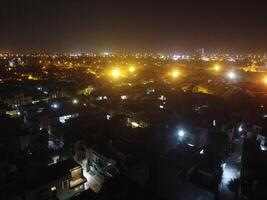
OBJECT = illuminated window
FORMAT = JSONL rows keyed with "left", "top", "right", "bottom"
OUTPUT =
{"left": 121, "top": 95, "right": 128, "bottom": 100}
{"left": 131, "top": 122, "right": 139, "bottom": 128}
{"left": 51, "top": 186, "right": 56, "bottom": 191}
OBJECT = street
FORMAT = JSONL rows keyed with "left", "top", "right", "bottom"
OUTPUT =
{"left": 219, "top": 138, "right": 243, "bottom": 199}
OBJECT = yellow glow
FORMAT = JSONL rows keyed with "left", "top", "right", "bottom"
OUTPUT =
{"left": 170, "top": 70, "right": 179, "bottom": 78}
{"left": 111, "top": 69, "right": 121, "bottom": 78}
{"left": 129, "top": 66, "right": 135, "bottom": 73}
{"left": 28, "top": 75, "right": 38, "bottom": 80}
{"left": 263, "top": 77, "right": 267, "bottom": 84}
{"left": 213, "top": 64, "right": 221, "bottom": 71}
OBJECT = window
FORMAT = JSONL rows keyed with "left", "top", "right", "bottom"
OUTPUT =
{"left": 51, "top": 186, "right": 56, "bottom": 191}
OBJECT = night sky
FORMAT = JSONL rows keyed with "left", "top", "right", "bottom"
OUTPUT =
{"left": 0, "top": 0, "right": 267, "bottom": 53}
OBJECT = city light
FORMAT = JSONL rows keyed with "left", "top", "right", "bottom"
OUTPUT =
{"left": 72, "top": 99, "right": 78, "bottom": 104}
{"left": 213, "top": 64, "right": 221, "bottom": 71}
{"left": 121, "top": 95, "right": 128, "bottom": 100}
{"left": 227, "top": 71, "right": 236, "bottom": 79}
{"left": 200, "top": 149, "right": 204, "bottom": 154}
{"left": 170, "top": 70, "right": 179, "bottom": 78}
{"left": 178, "top": 129, "right": 185, "bottom": 137}
{"left": 128, "top": 66, "right": 135, "bottom": 73}
{"left": 111, "top": 69, "right": 121, "bottom": 78}
{"left": 51, "top": 103, "right": 59, "bottom": 109}
{"left": 263, "top": 76, "right": 267, "bottom": 84}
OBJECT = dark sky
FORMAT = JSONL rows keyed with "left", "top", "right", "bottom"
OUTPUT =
{"left": 0, "top": 0, "right": 267, "bottom": 53}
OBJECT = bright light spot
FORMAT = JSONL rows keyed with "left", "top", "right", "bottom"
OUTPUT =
{"left": 51, "top": 103, "right": 59, "bottom": 109}
{"left": 227, "top": 71, "right": 236, "bottom": 79}
{"left": 59, "top": 115, "right": 71, "bottom": 123}
{"left": 158, "top": 95, "right": 167, "bottom": 101}
{"left": 260, "top": 145, "right": 267, "bottom": 151}
{"left": 159, "top": 105, "right": 164, "bottom": 109}
{"left": 200, "top": 149, "right": 204, "bottom": 154}
{"left": 121, "top": 95, "right": 128, "bottom": 100}
{"left": 111, "top": 69, "right": 121, "bottom": 78}
{"left": 213, "top": 64, "right": 221, "bottom": 71}
{"left": 178, "top": 130, "right": 185, "bottom": 137}
{"left": 128, "top": 66, "right": 135, "bottom": 73}
{"left": 106, "top": 114, "right": 111, "bottom": 120}
{"left": 72, "top": 99, "right": 78, "bottom": 104}
{"left": 263, "top": 77, "right": 267, "bottom": 84}
{"left": 213, "top": 120, "right": 216, "bottom": 126}
{"left": 103, "top": 52, "right": 109, "bottom": 56}
{"left": 221, "top": 163, "right": 226, "bottom": 169}
{"left": 221, "top": 163, "right": 239, "bottom": 185}
{"left": 171, "top": 70, "right": 179, "bottom": 78}
{"left": 188, "top": 143, "right": 194, "bottom": 147}
{"left": 238, "top": 125, "right": 243, "bottom": 132}
{"left": 131, "top": 122, "right": 139, "bottom": 128}
{"left": 51, "top": 186, "right": 56, "bottom": 191}
{"left": 59, "top": 114, "right": 78, "bottom": 123}
{"left": 17, "top": 111, "right": 21, "bottom": 115}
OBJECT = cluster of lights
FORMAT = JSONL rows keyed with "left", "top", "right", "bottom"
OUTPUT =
{"left": 106, "top": 64, "right": 256, "bottom": 84}
{"left": 110, "top": 66, "right": 136, "bottom": 79}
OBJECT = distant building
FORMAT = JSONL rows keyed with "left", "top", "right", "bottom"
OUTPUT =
{"left": 0, "top": 93, "right": 32, "bottom": 108}
{"left": 194, "top": 48, "right": 205, "bottom": 60}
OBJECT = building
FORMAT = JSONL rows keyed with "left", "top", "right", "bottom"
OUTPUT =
{"left": 0, "top": 93, "right": 32, "bottom": 108}
{"left": 8, "top": 159, "right": 87, "bottom": 200}
{"left": 89, "top": 144, "right": 120, "bottom": 181}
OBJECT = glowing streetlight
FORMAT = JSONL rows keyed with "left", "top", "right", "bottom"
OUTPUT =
{"left": 51, "top": 103, "right": 59, "bottom": 109}
{"left": 170, "top": 70, "right": 179, "bottom": 78}
{"left": 227, "top": 71, "right": 236, "bottom": 79}
{"left": 72, "top": 99, "right": 78, "bottom": 104}
{"left": 128, "top": 66, "right": 135, "bottom": 73}
{"left": 178, "top": 129, "right": 185, "bottom": 137}
{"left": 111, "top": 69, "right": 121, "bottom": 78}
{"left": 213, "top": 64, "right": 221, "bottom": 72}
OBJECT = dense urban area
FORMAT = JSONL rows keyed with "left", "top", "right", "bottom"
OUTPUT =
{"left": 0, "top": 51, "right": 267, "bottom": 200}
